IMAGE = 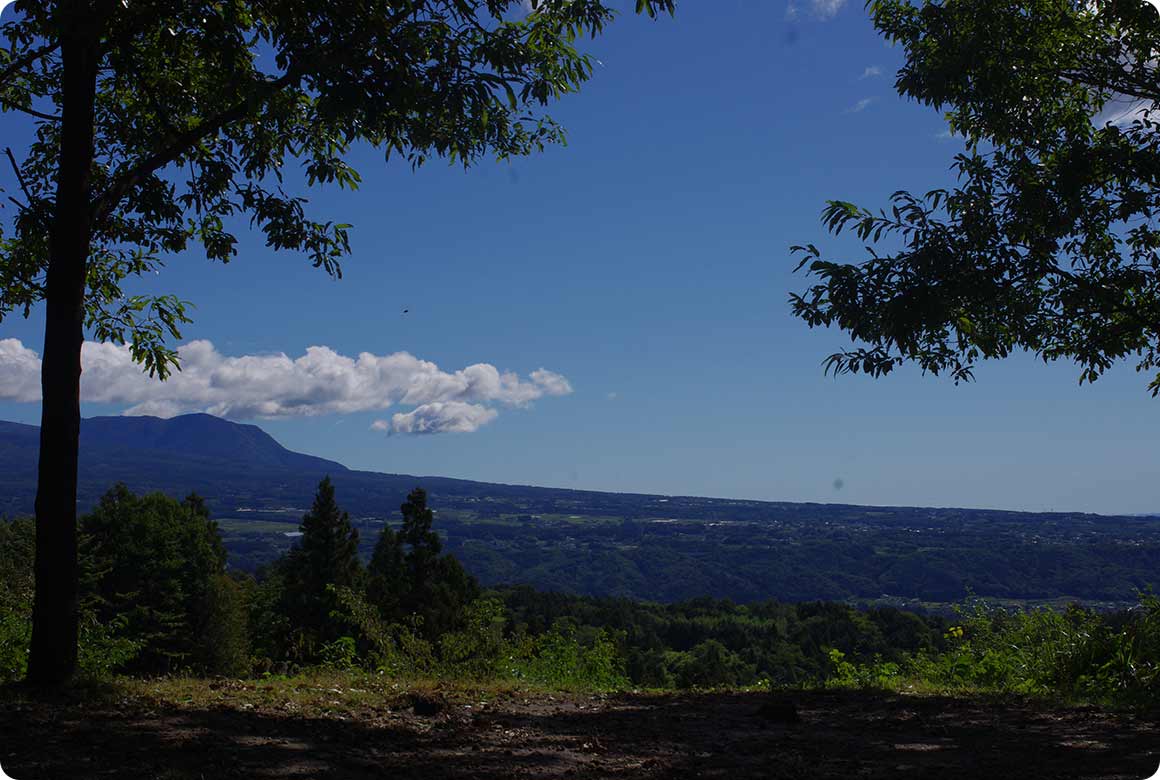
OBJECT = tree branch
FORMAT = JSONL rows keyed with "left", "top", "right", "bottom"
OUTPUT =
{"left": 5, "top": 146, "right": 34, "bottom": 204}
{"left": 0, "top": 96, "right": 61, "bottom": 122}
{"left": 91, "top": 5, "right": 417, "bottom": 225}
{"left": 0, "top": 41, "right": 60, "bottom": 90}
{"left": 90, "top": 67, "right": 305, "bottom": 224}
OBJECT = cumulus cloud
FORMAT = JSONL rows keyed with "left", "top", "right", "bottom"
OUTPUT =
{"left": 381, "top": 402, "right": 499, "bottom": 435}
{"left": 0, "top": 338, "right": 572, "bottom": 435}
{"left": 529, "top": 369, "right": 572, "bottom": 396}
{"left": 859, "top": 65, "right": 882, "bottom": 80}
{"left": 0, "top": 339, "right": 41, "bottom": 403}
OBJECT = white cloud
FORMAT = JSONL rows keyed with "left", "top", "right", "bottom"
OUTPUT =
{"left": 0, "top": 339, "right": 42, "bottom": 403}
{"left": 859, "top": 65, "right": 882, "bottom": 80}
{"left": 785, "top": 1, "right": 799, "bottom": 21}
{"left": 529, "top": 369, "right": 572, "bottom": 396}
{"left": 845, "top": 97, "right": 876, "bottom": 114}
{"left": 0, "top": 338, "right": 572, "bottom": 435}
{"left": 383, "top": 402, "right": 499, "bottom": 435}
{"left": 811, "top": 0, "right": 846, "bottom": 19}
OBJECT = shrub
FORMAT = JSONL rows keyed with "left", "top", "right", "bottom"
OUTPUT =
{"left": 320, "top": 636, "right": 359, "bottom": 670}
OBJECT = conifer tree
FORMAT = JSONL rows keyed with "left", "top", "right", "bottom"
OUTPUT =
{"left": 281, "top": 477, "right": 362, "bottom": 656}
{"left": 396, "top": 488, "right": 478, "bottom": 638}
{"left": 400, "top": 487, "right": 442, "bottom": 583}
{"left": 366, "top": 524, "right": 406, "bottom": 622}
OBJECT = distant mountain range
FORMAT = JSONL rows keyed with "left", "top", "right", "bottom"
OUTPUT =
{"left": 3, "top": 413, "right": 1158, "bottom": 606}
{"left": 0, "top": 413, "right": 675, "bottom": 519}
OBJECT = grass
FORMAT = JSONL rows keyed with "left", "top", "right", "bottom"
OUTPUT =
{"left": 58, "top": 670, "right": 610, "bottom": 719}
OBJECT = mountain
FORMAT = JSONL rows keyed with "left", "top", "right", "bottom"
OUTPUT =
{"left": 3, "top": 414, "right": 1158, "bottom": 606}
{"left": 79, "top": 413, "right": 346, "bottom": 473}
{"left": 0, "top": 413, "right": 347, "bottom": 518}
{"left": 0, "top": 413, "right": 648, "bottom": 519}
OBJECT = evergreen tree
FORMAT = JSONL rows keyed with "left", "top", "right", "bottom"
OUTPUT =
{"left": 280, "top": 477, "right": 362, "bottom": 658}
{"left": 400, "top": 487, "right": 442, "bottom": 585}
{"left": 361, "top": 488, "right": 479, "bottom": 640}
{"left": 419, "top": 554, "right": 481, "bottom": 640}
{"left": 366, "top": 525, "right": 406, "bottom": 622}
{"left": 396, "top": 488, "right": 479, "bottom": 639}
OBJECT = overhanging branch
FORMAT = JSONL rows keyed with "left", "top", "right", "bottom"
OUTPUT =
{"left": 0, "top": 41, "right": 60, "bottom": 89}
{"left": 90, "top": 5, "right": 417, "bottom": 225}
{"left": 0, "top": 96, "right": 61, "bottom": 122}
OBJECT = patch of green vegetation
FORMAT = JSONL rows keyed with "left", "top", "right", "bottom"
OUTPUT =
{"left": 216, "top": 518, "right": 301, "bottom": 533}
{"left": 822, "top": 595, "right": 1160, "bottom": 708}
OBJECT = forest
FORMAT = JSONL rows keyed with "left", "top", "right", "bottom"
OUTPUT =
{"left": 219, "top": 501, "right": 1160, "bottom": 608}
{"left": 3, "top": 479, "right": 1158, "bottom": 707}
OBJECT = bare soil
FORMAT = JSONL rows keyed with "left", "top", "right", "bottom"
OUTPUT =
{"left": 1, "top": 685, "right": 1158, "bottom": 779}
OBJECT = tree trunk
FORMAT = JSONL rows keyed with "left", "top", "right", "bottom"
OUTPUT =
{"left": 26, "top": 5, "right": 100, "bottom": 687}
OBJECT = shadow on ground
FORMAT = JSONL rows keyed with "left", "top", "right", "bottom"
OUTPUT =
{"left": 1, "top": 689, "right": 1157, "bottom": 779}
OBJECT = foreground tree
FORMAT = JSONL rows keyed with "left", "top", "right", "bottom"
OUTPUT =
{"left": 791, "top": 0, "right": 1160, "bottom": 391}
{"left": 0, "top": 0, "right": 674, "bottom": 684}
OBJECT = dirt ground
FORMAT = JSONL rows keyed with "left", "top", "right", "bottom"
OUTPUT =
{"left": 1, "top": 686, "right": 1158, "bottom": 779}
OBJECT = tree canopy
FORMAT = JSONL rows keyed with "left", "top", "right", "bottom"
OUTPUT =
{"left": 791, "top": 0, "right": 1160, "bottom": 393}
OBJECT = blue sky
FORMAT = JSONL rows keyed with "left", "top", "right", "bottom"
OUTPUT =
{"left": 2, "top": 0, "right": 1158, "bottom": 514}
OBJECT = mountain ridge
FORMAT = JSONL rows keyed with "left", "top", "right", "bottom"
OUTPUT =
{"left": 0, "top": 412, "right": 1134, "bottom": 518}
{"left": 3, "top": 414, "right": 1159, "bottom": 605}
{"left": 0, "top": 413, "right": 689, "bottom": 518}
